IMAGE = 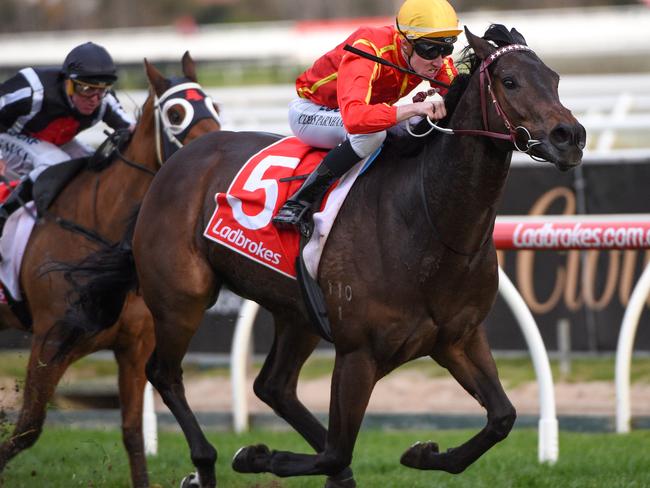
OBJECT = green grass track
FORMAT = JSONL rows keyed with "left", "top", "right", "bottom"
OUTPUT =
{"left": 1, "top": 427, "right": 649, "bottom": 487}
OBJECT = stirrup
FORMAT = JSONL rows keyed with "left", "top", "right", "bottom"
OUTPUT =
{"left": 272, "top": 201, "right": 311, "bottom": 228}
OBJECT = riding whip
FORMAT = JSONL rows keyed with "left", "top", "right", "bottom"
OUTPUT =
{"left": 343, "top": 44, "right": 450, "bottom": 89}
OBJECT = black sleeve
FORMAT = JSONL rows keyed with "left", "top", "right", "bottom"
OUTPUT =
{"left": 0, "top": 72, "right": 33, "bottom": 132}
{"left": 102, "top": 91, "right": 135, "bottom": 130}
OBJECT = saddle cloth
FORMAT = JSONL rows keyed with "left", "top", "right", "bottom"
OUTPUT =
{"left": 203, "top": 136, "right": 377, "bottom": 279}
{"left": 0, "top": 180, "right": 18, "bottom": 202}
{"left": 0, "top": 203, "right": 37, "bottom": 302}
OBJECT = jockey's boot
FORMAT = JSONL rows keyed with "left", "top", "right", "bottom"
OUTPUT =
{"left": 272, "top": 139, "right": 360, "bottom": 233}
{"left": 0, "top": 178, "right": 33, "bottom": 236}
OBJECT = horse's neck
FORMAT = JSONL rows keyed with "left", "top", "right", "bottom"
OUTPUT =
{"left": 73, "top": 109, "right": 157, "bottom": 239}
{"left": 104, "top": 119, "right": 157, "bottom": 211}
{"left": 420, "top": 75, "right": 512, "bottom": 254}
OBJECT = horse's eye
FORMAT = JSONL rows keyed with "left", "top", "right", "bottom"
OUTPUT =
{"left": 502, "top": 78, "right": 517, "bottom": 89}
{"left": 168, "top": 110, "right": 183, "bottom": 125}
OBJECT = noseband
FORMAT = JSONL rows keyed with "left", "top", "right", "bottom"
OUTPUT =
{"left": 408, "top": 44, "right": 543, "bottom": 158}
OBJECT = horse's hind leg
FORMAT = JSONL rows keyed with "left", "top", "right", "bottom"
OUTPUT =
{"left": 401, "top": 326, "right": 516, "bottom": 473}
{"left": 253, "top": 318, "right": 324, "bottom": 447}
{"left": 233, "top": 348, "right": 376, "bottom": 485}
{"left": 234, "top": 315, "right": 355, "bottom": 486}
{"left": 145, "top": 294, "right": 218, "bottom": 488}
{"left": 0, "top": 333, "right": 70, "bottom": 471}
{"left": 113, "top": 301, "right": 155, "bottom": 488}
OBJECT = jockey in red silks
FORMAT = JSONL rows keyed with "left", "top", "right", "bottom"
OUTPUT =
{"left": 0, "top": 42, "right": 135, "bottom": 234}
{"left": 273, "top": 0, "right": 461, "bottom": 230}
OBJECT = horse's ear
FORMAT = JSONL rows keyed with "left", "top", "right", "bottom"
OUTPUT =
{"left": 464, "top": 26, "right": 495, "bottom": 60}
{"left": 144, "top": 58, "right": 170, "bottom": 96}
{"left": 510, "top": 27, "right": 527, "bottom": 46}
{"left": 182, "top": 51, "right": 198, "bottom": 82}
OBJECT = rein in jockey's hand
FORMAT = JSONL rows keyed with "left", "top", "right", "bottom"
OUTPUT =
{"left": 397, "top": 91, "right": 446, "bottom": 123}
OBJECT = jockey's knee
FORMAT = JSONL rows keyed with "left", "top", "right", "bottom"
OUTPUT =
{"left": 349, "top": 131, "right": 386, "bottom": 158}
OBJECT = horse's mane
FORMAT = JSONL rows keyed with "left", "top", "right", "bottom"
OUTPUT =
{"left": 86, "top": 87, "right": 160, "bottom": 173}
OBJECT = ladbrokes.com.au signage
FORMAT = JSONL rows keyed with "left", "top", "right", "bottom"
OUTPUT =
{"left": 488, "top": 161, "right": 650, "bottom": 352}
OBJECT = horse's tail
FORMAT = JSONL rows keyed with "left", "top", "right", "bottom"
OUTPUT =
{"left": 47, "top": 209, "right": 140, "bottom": 360}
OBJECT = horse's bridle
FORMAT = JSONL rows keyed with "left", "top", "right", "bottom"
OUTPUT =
{"left": 49, "top": 82, "right": 221, "bottom": 246}
{"left": 416, "top": 45, "right": 544, "bottom": 256}
{"left": 153, "top": 81, "right": 221, "bottom": 165}
{"left": 408, "top": 44, "right": 544, "bottom": 159}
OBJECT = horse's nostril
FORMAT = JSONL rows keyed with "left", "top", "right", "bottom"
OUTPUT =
{"left": 550, "top": 124, "right": 572, "bottom": 147}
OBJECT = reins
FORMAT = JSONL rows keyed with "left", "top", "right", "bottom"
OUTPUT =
{"left": 114, "top": 149, "right": 156, "bottom": 176}
{"left": 412, "top": 45, "right": 538, "bottom": 256}
{"left": 406, "top": 44, "right": 544, "bottom": 159}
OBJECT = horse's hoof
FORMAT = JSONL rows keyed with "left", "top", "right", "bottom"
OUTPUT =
{"left": 400, "top": 442, "right": 465, "bottom": 473}
{"left": 231, "top": 444, "right": 271, "bottom": 473}
{"left": 179, "top": 472, "right": 201, "bottom": 488}
{"left": 325, "top": 466, "right": 356, "bottom": 488}
{"left": 400, "top": 440, "right": 439, "bottom": 469}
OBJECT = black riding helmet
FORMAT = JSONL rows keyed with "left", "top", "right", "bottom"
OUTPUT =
{"left": 63, "top": 42, "right": 117, "bottom": 85}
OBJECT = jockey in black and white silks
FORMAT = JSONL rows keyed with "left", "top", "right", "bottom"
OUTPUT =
{"left": 0, "top": 41, "right": 135, "bottom": 233}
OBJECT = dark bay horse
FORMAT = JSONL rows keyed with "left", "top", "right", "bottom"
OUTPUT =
{"left": 0, "top": 53, "right": 220, "bottom": 487}
{"left": 61, "top": 27, "right": 585, "bottom": 487}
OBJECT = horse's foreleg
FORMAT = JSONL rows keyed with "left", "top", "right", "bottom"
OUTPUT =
{"left": 233, "top": 349, "right": 374, "bottom": 486}
{"left": 401, "top": 326, "right": 516, "bottom": 473}
{"left": 146, "top": 306, "right": 216, "bottom": 488}
{"left": 0, "top": 335, "right": 69, "bottom": 471}
{"left": 239, "top": 318, "right": 355, "bottom": 486}
{"left": 114, "top": 321, "right": 153, "bottom": 488}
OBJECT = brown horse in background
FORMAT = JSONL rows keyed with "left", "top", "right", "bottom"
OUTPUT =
{"left": 60, "top": 27, "right": 585, "bottom": 487}
{"left": 0, "top": 53, "right": 221, "bottom": 487}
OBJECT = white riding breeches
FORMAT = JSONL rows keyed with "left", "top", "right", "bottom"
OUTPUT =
{"left": 0, "top": 133, "right": 93, "bottom": 182}
{"left": 288, "top": 98, "right": 386, "bottom": 158}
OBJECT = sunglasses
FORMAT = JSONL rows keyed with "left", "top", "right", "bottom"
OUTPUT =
{"left": 71, "top": 80, "right": 112, "bottom": 98}
{"left": 413, "top": 38, "right": 455, "bottom": 60}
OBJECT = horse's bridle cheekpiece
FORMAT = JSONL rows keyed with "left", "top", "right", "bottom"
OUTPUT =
{"left": 408, "top": 44, "right": 544, "bottom": 160}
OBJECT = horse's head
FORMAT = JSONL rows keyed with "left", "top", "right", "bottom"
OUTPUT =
{"left": 465, "top": 26, "right": 586, "bottom": 171}
{"left": 143, "top": 51, "right": 221, "bottom": 163}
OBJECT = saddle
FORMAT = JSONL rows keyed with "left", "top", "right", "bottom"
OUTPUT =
{"left": 33, "top": 129, "right": 132, "bottom": 215}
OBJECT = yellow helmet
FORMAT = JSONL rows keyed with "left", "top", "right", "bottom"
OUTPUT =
{"left": 396, "top": 0, "right": 462, "bottom": 40}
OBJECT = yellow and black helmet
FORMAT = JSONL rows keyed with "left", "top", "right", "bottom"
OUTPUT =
{"left": 396, "top": 0, "right": 462, "bottom": 40}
